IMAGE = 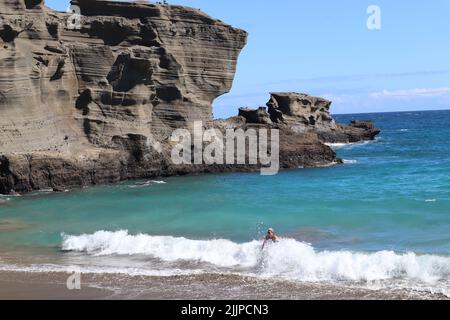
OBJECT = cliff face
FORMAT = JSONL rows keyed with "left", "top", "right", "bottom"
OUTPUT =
{"left": 0, "top": 0, "right": 247, "bottom": 193}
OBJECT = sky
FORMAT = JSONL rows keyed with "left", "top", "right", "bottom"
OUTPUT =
{"left": 46, "top": 0, "right": 450, "bottom": 117}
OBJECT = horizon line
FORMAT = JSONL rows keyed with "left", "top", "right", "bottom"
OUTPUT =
{"left": 331, "top": 107, "right": 450, "bottom": 116}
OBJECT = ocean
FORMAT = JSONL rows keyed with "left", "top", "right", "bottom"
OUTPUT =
{"left": 1, "top": 110, "right": 449, "bottom": 299}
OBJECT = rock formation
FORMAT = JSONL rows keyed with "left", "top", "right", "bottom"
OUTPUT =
{"left": 0, "top": 1, "right": 379, "bottom": 194}
{"left": 318, "top": 120, "right": 381, "bottom": 143}
{"left": 217, "top": 92, "right": 380, "bottom": 173}
{"left": 0, "top": 0, "right": 248, "bottom": 193}
{"left": 229, "top": 93, "right": 380, "bottom": 144}
{"left": 267, "top": 92, "right": 337, "bottom": 131}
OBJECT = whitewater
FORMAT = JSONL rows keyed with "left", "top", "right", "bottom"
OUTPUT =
{"left": 59, "top": 230, "right": 450, "bottom": 296}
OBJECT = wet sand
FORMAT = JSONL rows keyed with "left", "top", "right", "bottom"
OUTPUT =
{"left": 0, "top": 272, "right": 113, "bottom": 300}
{"left": 0, "top": 271, "right": 446, "bottom": 300}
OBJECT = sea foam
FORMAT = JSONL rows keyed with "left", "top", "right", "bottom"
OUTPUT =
{"left": 325, "top": 140, "right": 374, "bottom": 150}
{"left": 325, "top": 143, "right": 349, "bottom": 149}
{"left": 128, "top": 180, "right": 167, "bottom": 188}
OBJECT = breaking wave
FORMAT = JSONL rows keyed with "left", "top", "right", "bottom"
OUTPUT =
{"left": 61, "top": 231, "right": 450, "bottom": 286}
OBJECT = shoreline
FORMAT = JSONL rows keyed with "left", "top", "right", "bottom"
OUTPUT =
{"left": 0, "top": 161, "right": 341, "bottom": 197}
{"left": 1, "top": 230, "right": 449, "bottom": 300}
{"left": 0, "top": 270, "right": 447, "bottom": 300}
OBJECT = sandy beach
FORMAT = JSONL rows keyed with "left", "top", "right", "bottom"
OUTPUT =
{"left": 0, "top": 271, "right": 447, "bottom": 300}
{"left": 0, "top": 271, "right": 112, "bottom": 300}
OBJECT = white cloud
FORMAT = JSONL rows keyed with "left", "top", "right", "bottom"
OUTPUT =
{"left": 369, "top": 87, "right": 450, "bottom": 99}
{"left": 318, "top": 87, "right": 450, "bottom": 114}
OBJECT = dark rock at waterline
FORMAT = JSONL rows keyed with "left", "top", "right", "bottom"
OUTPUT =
{"left": 343, "top": 120, "right": 381, "bottom": 142}
{"left": 318, "top": 121, "right": 381, "bottom": 143}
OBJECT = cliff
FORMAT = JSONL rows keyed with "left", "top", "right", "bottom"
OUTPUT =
{"left": 0, "top": 1, "right": 379, "bottom": 194}
{"left": 0, "top": 0, "right": 248, "bottom": 193}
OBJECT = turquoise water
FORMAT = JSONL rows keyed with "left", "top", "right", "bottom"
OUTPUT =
{"left": 1, "top": 110, "right": 450, "bottom": 294}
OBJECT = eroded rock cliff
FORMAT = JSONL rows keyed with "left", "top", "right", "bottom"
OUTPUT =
{"left": 0, "top": 0, "right": 249, "bottom": 193}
